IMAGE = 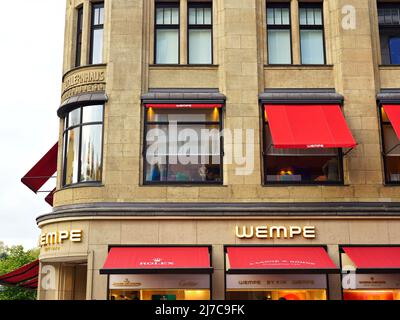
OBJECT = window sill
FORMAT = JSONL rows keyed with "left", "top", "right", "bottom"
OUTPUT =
{"left": 149, "top": 64, "right": 219, "bottom": 70}
{"left": 379, "top": 64, "right": 400, "bottom": 70}
{"left": 61, "top": 182, "right": 104, "bottom": 190}
{"left": 264, "top": 64, "right": 333, "bottom": 70}
{"left": 383, "top": 183, "right": 400, "bottom": 187}
{"left": 142, "top": 182, "right": 224, "bottom": 187}
{"left": 262, "top": 183, "right": 347, "bottom": 187}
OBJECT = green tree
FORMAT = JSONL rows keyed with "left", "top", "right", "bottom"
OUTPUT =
{"left": 0, "top": 244, "right": 39, "bottom": 300}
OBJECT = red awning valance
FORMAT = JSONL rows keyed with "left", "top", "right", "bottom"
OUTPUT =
{"left": 342, "top": 247, "right": 400, "bottom": 272}
{"left": 21, "top": 143, "right": 58, "bottom": 193}
{"left": 226, "top": 247, "right": 338, "bottom": 274}
{"left": 383, "top": 105, "right": 400, "bottom": 139}
{"left": 100, "top": 247, "right": 212, "bottom": 274}
{"left": 0, "top": 260, "right": 39, "bottom": 288}
{"left": 145, "top": 103, "right": 223, "bottom": 109}
{"left": 264, "top": 104, "right": 357, "bottom": 149}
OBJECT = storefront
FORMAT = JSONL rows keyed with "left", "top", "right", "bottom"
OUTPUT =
{"left": 340, "top": 246, "right": 400, "bottom": 300}
{"left": 100, "top": 246, "right": 213, "bottom": 300}
{"left": 225, "top": 246, "right": 338, "bottom": 300}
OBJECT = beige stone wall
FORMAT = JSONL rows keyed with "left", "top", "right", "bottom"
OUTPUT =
{"left": 54, "top": 0, "right": 400, "bottom": 207}
{"left": 38, "top": 217, "right": 400, "bottom": 300}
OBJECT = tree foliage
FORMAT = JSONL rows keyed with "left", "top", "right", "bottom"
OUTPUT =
{"left": 0, "top": 243, "right": 39, "bottom": 300}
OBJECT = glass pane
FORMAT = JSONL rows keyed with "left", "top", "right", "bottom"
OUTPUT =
{"left": 204, "top": 8, "right": 212, "bottom": 24}
{"left": 299, "top": 8, "right": 307, "bottom": 25}
{"left": 189, "top": 8, "right": 196, "bottom": 24}
{"left": 82, "top": 105, "right": 103, "bottom": 123}
{"left": 197, "top": 8, "right": 204, "bottom": 24}
{"left": 389, "top": 37, "right": 400, "bottom": 64}
{"left": 80, "top": 125, "right": 103, "bottom": 182}
{"left": 384, "top": 125, "right": 400, "bottom": 155}
{"left": 274, "top": 8, "right": 282, "bottom": 25}
{"left": 189, "top": 29, "right": 212, "bottom": 64}
{"left": 98, "top": 7, "right": 104, "bottom": 25}
{"left": 385, "top": 156, "right": 400, "bottom": 182}
{"left": 267, "top": 8, "right": 274, "bottom": 24}
{"left": 156, "top": 29, "right": 179, "bottom": 64}
{"left": 314, "top": 8, "right": 322, "bottom": 25}
{"left": 268, "top": 29, "right": 291, "bottom": 64}
{"left": 307, "top": 8, "right": 314, "bottom": 25}
{"left": 171, "top": 8, "right": 179, "bottom": 24}
{"left": 64, "top": 128, "right": 80, "bottom": 185}
{"left": 300, "top": 30, "right": 325, "bottom": 64}
{"left": 68, "top": 108, "right": 81, "bottom": 128}
{"left": 282, "top": 8, "right": 290, "bottom": 25}
{"left": 392, "top": 9, "right": 400, "bottom": 24}
{"left": 164, "top": 8, "right": 172, "bottom": 24}
{"left": 91, "top": 28, "right": 104, "bottom": 64}
{"left": 156, "top": 8, "right": 164, "bottom": 24}
{"left": 147, "top": 108, "right": 220, "bottom": 123}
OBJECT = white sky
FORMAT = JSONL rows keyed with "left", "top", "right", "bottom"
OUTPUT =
{"left": 0, "top": 1, "right": 66, "bottom": 249}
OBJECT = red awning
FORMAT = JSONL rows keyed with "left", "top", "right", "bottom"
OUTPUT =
{"left": 145, "top": 103, "right": 223, "bottom": 109}
{"left": 21, "top": 143, "right": 58, "bottom": 193}
{"left": 342, "top": 247, "right": 400, "bottom": 271}
{"left": 0, "top": 260, "right": 39, "bottom": 286}
{"left": 100, "top": 247, "right": 212, "bottom": 274}
{"left": 264, "top": 104, "right": 357, "bottom": 149}
{"left": 383, "top": 105, "right": 400, "bottom": 139}
{"left": 45, "top": 188, "right": 56, "bottom": 206}
{"left": 226, "top": 247, "right": 338, "bottom": 274}
{"left": 20, "top": 277, "right": 38, "bottom": 289}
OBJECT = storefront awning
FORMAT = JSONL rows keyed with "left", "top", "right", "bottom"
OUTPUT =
{"left": 342, "top": 247, "right": 400, "bottom": 272}
{"left": 383, "top": 105, "right": 400, "bottom": 139}
{"left": 145, "top": 103, "right": 223, "bottom": 109}
{"left": 0, "top": 260, "right": 39, "bottom": 289}
{"left": 264, "top": 104, "right": 357, "bottom": 149}
{"left": 226, "top": 247, "right": 338, "bottom": 274}
{"left": 100, "top": 247, "right": 213, "bottom": 274}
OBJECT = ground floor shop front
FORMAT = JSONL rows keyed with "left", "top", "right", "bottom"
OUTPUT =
{"left": 36, "top": 203, "right": 400, "bottom": 300}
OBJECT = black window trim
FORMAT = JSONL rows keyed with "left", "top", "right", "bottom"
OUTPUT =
{"left": 299, "top": 2, "right": 327, "bottom": 65}
{"left": 260, "top": 102, "right": 345, "bottom": 186}
{"left": 154, "top": 2, "right": 181, "bottom": 65}
{"left": 75, "top": 6, "right": 84, "bottom": 68}
{"left": 187, "top": 1, "right": 213, "bottom": 65}
{"left": 89, "top": 2, "right": 105, "bottom": 65}
{"left": 142, "top": 105, "right": 224, "bottom": 186}
{"left": 62, "top": 104, "right": 105, "bottom": 188}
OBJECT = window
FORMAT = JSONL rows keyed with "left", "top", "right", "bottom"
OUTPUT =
{"left": 143, "top": 107, "right": 223, "bottom": 184}
{"left": 155, "top": 3, "right": 180, "bottom": 64}
{"left": 267, "top": 3, "right": 292, "bottom": 64}
{"left": 75, "top": 7, "right": 83, "bottom": 67}
{"left": 188, "top": 3, "right": 213, "bottom": 64}
{"left": 90, "top": 2, "right": 104, "bottom": 64}
{"left": 299, "top": 3, "right": 325, "bottom": 65}
{"left": 378, "top": 3, "right": 400, "bottom": 65}
{"left": 263, "top": 114, "right": 343, "bottom": 185}
{"left": 62, "top": 105, "right": 104, "bottom": 186}
{"left": 380, "top": 107, "right": 400, "bottom": 184}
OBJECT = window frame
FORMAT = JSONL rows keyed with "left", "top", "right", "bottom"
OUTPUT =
{"left": 378, "top": 2, "right": 400, "bottom": 65}
{"left": 187, "top": 2, "right": 213, "bottom": 65}
{"left": 154, "top": 2, "right": 181, "bottom": 65}
{"left": 89, "top": 2, "right": 105, "bottom": 65}
{"left": 266, "top": 2, "right": 293, "bottom": 65}
{"left": 142, "top": 106, "right": 224, "bottom": 185}
{"left": 75, "top": 6, "right": 84, "bottom": 68}
{"left": 261, "top": 103, "right": 345, "bottom": 186}
{"left": 378, "top": 104, "right": 400, "bottom": 185}
{"left": 298, "top": 2, "right": 327, "bottom": 65}
{"left": 62, "top": 105, "right": 105, "bottom": 188}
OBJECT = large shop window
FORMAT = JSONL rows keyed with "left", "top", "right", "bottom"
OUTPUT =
{"left": 266, "top": 3, "right": 292, "bottom": 64}
{"left": 378, "top": 3, "right": 400, "bottom": 65}
{"left": 380, "top": 105, "right": 400, "bottom": 184}
{"left": 143, "top": 104, "right": 223, "bottom": 184}
{"left": 340, "top": 246, "right": 400, "bottom": 300}
{"left": 262, "top": 104, "right": 356, "bottom": 185}
{"left": 62, "top": 105, "right": 104, "bottom": 186}
{"left": 225, "top": 246, "right": 338, "bottom": 300}
{"left": 90, "top": 2, "right": 104, "bottom": 64}
{"left": 299, "top": 3, "right": 325, "bottom": 65}
{"left": 75, "top": 6, "right": 83, "bottom": 67}
{"left": 155, "top": 3, "right": 180, "bottom": 64}
{"left": 101, "top": 246, "right": 213, "bottom": 301}
{"left": 188, "top": 3, "right": 213, "bottom": 64}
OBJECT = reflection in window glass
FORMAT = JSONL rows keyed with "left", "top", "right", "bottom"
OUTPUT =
{"left": 80, "top": 125, "right": 103, "bottom": 182}
{"left": 82, "top": 105, "right": 104, "bottom": 123}
{"left": 64, "top": 128, "right": 81, "bottom": 185}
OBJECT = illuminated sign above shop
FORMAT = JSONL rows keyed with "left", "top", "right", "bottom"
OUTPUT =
{"left": 235, "top": 225, "right": 316, "bottom": 240}
{"left": 39, "top": 230, "right": 83, "bottom": 247}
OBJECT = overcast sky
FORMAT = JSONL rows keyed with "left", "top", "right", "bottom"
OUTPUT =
{"left": 0, "top": 1, "right": 66, "bottom": 249}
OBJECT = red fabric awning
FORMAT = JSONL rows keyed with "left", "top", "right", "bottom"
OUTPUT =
{"left": 45, "top": 188, "right": 56, "bottom": 206}
{"left": 0, "top": 260, "right": 39, "bottom": 285}
{"left": 21, "top": 143, "right": 58, "bottom": 193}
{"left": 145, "top": 103, "right": 223, "bottom": 109}
{"left": 20, "top": 277, "right": 38, "bottom": 289}
{"left": 383, "top": 105, "right": 400, "bottom": 139}
{"left": 100, "top": 247, "right": 212, "bottom": 274}
{"left": 226, "top": 247, "right": 338, "bottom": 273}
{"left": 264, "top": 104, "right": 357, "bottom": 149}
{"left": 343, "top": 247, "right": 400, "bottom": 271}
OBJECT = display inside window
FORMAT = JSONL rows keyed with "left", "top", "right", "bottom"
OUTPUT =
{"left": 263, "top": 119, "right": 343, "bottom": 185}
{"left": 143, "top": 107, "right": 223, "bottom": 184}
{"left": 109, "top": 289, "right": 210, "bottom": 301}
{"left": 63, "top": 105, "right": 104, "bottom": 186}
{"left": 378, "top": 4, "right": 400, "bottom": 65}
{"left": 226, "top": 289, "right": 327, "bottom": 300}
{"left": 267, "top": 4, "right": 292, "bottom": 64}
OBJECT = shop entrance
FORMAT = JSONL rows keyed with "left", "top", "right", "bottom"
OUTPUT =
{"left": 59, "top": 262, "right": 87, "bottom": 300}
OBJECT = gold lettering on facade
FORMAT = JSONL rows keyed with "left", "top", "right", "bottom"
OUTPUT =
{"left": 39, "top": 230, "right": 83, "bottom": 247}
{"left": 235, "top": 225, "right": 316, "bottom": 240}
